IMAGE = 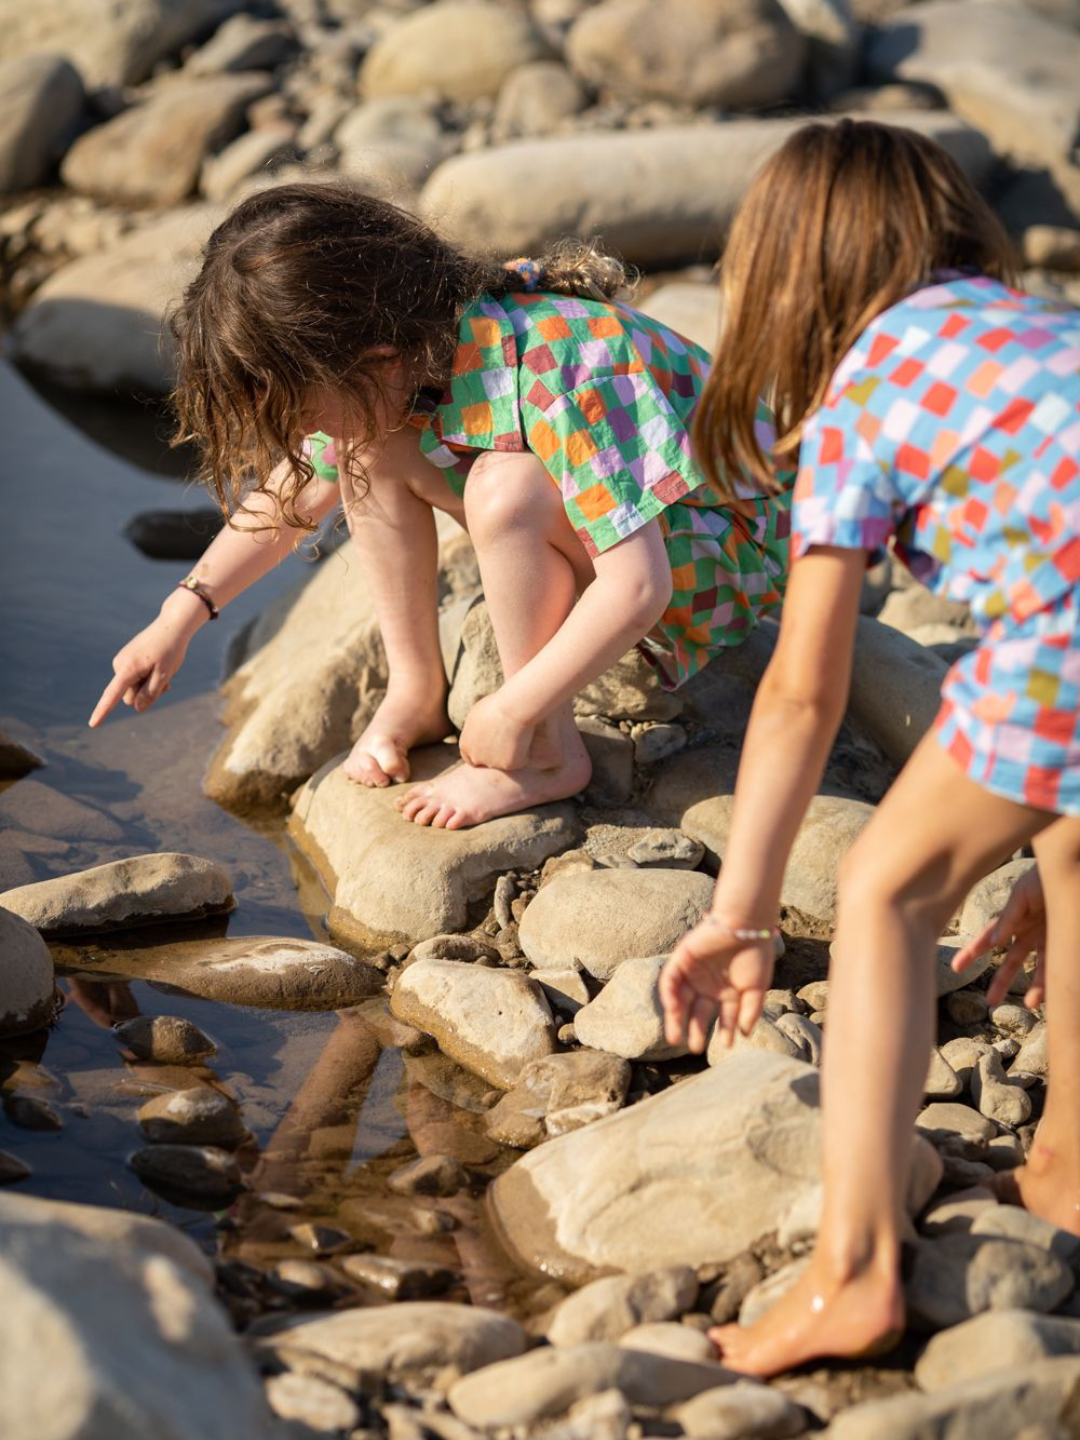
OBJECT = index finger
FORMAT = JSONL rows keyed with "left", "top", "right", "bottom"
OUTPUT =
{"left": 88, "top": 672, "right": 131, "bottom": 728}
{"left": 951, "top": 919, "right": 999, "bottom": 973}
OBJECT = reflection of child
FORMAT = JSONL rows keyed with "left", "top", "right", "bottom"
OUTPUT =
{"left": 90, "top": 184, "right": 789, "bottom": 829}
{"left": 660, "top": 120, "right": 1080, "bottom": 1376}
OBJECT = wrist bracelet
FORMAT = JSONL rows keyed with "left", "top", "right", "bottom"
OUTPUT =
{"left": 702, "top": 914, "right": 779, "bottom": 942}
{"left": 176, "top": 576, "right": 219, "bottom": 620}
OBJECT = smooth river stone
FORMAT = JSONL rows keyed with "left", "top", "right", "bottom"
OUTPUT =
{"left": 0, "top": 907, "right": 56, "bottom": 1039}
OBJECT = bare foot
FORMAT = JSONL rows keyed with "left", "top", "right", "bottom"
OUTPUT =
{"left": 709, "top": 1258, "right": 904, "bottom": 1378}
{"left": 993, "top": 1145, "right": 1080, "bottom": 1235}
{"left": 394, "top": 743, "right": 591, "bottom": 830}
{"left": 343, "top": 689, "right": 451, "bottom": 788}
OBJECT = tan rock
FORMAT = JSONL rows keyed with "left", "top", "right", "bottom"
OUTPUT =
{"left": 0, "top": 908, "right": 56, "bottom": 1039}
{"left": 0, "top": 54, "right": 84, "bottom": 195}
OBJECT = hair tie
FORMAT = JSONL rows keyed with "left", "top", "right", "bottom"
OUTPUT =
{"left": 504, "top": 257, "right": 543, "bottom": 292}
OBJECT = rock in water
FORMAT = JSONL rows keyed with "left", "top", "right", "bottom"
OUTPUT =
{"left": 0, "top": 852, "right": 234, "bottom": 938}
{"left": 0, "top": 907, "right": 55, "bottom": 1039}
{"left": 115, "top": 1015, "right": 216, "bottom": 1064}
{"left": 0, "top": 730, "right": 43, "bottom": 781}
{"left": 289, "top": 745, "right": 579, "bottom": 948}
{"left": 390, "top": 958, "right": 557, "bottom": 1089}
{"left": 137, "top": 1087, "right": 246, "bottom": 1148}
{"left": 0, "top": 1190, "right": 275, "bottom": 1440}
{"left": 130, "top": 1144, "right": 244, "bottom": 1203}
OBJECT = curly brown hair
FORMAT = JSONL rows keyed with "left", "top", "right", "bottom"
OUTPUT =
{"left": 693, "top": 119, "right": 1016, "bottom": 498}
{"left": 171, "top": 181, "right": 633, "bottom": 530}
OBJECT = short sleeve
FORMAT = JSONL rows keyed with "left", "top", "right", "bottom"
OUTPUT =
{"left": 528, "top": 374, "right": 705, "bottom": 558}
{"left": 791, "top": 406, "right": 901, "bottom": 562}
{"left": 304, "top": 431, "right": 339, "bottom": 483}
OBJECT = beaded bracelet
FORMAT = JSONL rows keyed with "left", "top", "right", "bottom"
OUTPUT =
{"left": 702, "top": 914, "right": 779, "bottom": 942}
{"left": 176, "top": 576, "right": 219, "bottom": 620}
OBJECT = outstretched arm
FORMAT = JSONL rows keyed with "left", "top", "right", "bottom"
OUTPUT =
{"left": 661, "top": 545, "right": 867, "bottom": 1050}
{"left": 89, "top": 458, "right": 339, "bottom": 726}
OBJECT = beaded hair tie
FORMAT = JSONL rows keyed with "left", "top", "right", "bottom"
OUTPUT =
{"left": 504, "top": 256, "right": 543, "bottom": 292}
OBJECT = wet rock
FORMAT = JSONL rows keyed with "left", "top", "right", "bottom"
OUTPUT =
{"left": 61, "top": 73, "right": 271, "bottom": 208}
{"left": 0, "top": 907, "right": 56, "bottom": 1039}
{"left": 254, "top": 1302, "right": 528, "bottom": 1385}
{"left": 0, "top": 1189, "right": 273, "bottom": 1440}
{"left": 0, "top": 777, "right": 123, "bottom": 845}
{"left": 362, "top": 0, "right": 551, "bottom": 102}
{"left": 486, "top": 1050, "right": 631, "bottom": 1147}
{"left": 867, "top": 0, "right": 1080, "bottom": 167}
{"left": 493, "top": 60, "right": 587, "bottom": 139}
{"left": 915, "top": 1310, "right": 1080, "bottom": 1391}
{"left": 11, "top": 204, "right": 222, "bottom": 392}
{"left": 0, "top": 54, "right": 84, "bottom": 195}
{"left": 390, "top": 957, "right": 556, "bottom": 1089}
{"left": 0, "top": 732, "right": 43, "bottom": 781}
{"left": 674, "top": 1380, "right": 808, "bottom": 1439}
{"left": 291, "top": 745, "right": 579, "bottom": 949}
{"left": 572, "top": 954, "right": 686, "bottom": 1062}
{"left": 0, "top": 1154, "right": 30, "bottom": 1185}
{"left": 0, "top": 852, "right": 234, "bottom": 938}
{"left": 338, "top": 1253, "right": 459, "bottom": 1300}
{"left": 959, "top": 858, "right": 1038, "bottom": 940}
{"left": 905, "top": 1234, "right": 1074, "bottom": 1330}
{"left": 420, "top": 113, "right": 992, "bottom": 268}
{"left": 565, "top": 0, "right": 805, "bottom": 110}
{"left": 136, "top": 1085, "right": 246, "bottom": 1149}
{"left": 825, "top": 1356, "right": 1080, "bottom": 1440}
{"left": 388, "top": 1154, "right": 470, "bottom": 1198}
{"left": 116, "top": 1016, "right": 215, "bottom": 1064}
{"left": 130, "top": 1144, "right": 244, "bottom": 1203}
{"left": 3, "top": 1094, "right": 62, "bottom": 1131}
{"left": 265, "top": 1372, "right": 361, "bottom": 1432}
{"left": 519, "top": 869, "right": 714, "bottom": 981}
{"left": 68, "top": 934, "right": 384, "bottom": 1011}
{"left": 272, "top": 1260, "right": 351, "bottom": 1303}
{"left": 546, "top": 1267, "right": 698, "bottom": 1346}
{"left": 447, "top": 1342, "right": 736, "bottom": 1428}
{"left": 971, "top": 1049, "right": 1033, "bottom": 1127}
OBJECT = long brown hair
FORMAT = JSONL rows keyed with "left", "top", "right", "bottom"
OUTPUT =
{"left": 171, "top": 182, "right": 632, "bottom": 530}
{"left": 694, "top": 119, "right": 1016, "bottom": 497}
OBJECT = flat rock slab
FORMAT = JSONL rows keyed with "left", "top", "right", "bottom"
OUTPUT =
{"left": 390, "top": 957, "right": 557, "bottom": 1089}
{"left": 519, "top": 869, "right": 714, "bottom": 980}
{"left": 490, "top": 1053, "right": 824, "bottom": 1281}
{"left": 54, "top": 935, "right": 383, "bottom": 1011}
{"left": 289, "top": 745, "right": 580, "bottom": 948}
{"left": 0, "top": 852, "right": 234, "bottom": 938}
{"left": 254, "top": 1302, "right": 527, "bottom": 1384}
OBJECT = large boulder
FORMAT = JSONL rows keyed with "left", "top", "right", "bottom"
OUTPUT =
{"left": 0, "top": 908, "right": 55, "bottom": 1039}
{"left": 0, "top": 0, "right": 245, "bottom": 91}
{"left": 289, "top": 746, "right": 580, "bottom": 948}
{"left": 10, "top": 204, "right": 223, "bottom": 393}
{"left": 61, "top": 73, "right": 270, "bottom": 208}
{"left": 0, "top": 54, "right": 84, "bottom": 195}
{"left": 866, "top": 1, "right": 1080, "bottom": 168}
{"left": 0, "top": 852, "right": 234, "bottom": 938}
{"left": 0, "top": 1190, "right": 275, "bottom": 1440}
{"left": 848, "top": 616, "right": 950, "bottom": 767}
{"left": 564, "top": 0, "right": 806, "bottom": 110}
{"left": 361, "top": 0, "right": 551, "bottom": 103}
{"left": 419, "top": 112, "right": 993, "bottom": 267}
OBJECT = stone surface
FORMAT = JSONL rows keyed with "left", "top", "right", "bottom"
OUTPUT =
{"left": 0, "top": 907, "right": 56, "bottom": 1039}
{"left": 933, "top": 937, "right": 992, "bottom": 996}
{"left": 519, "top": 869, "right": 714, "bottom": 981}
{"left": 565, "top": 0, "right": 806, "bottom": 109}
{"left": 637, "top": 281, "right": 721, "bottom": 354}
{"left": 0, "top": 852, "right": 234, "bottom": 937}
{"left": 0, "top": 732, "right": 43, "bottom": 781}
{"left": 0, "top": 54, "right": 84, "bottom": 195}
{"left": 265, "top": 1372, "right": 360, "bottom": 1432}
{"left": 904, "top": 1234, "right": 1074, "bottom": 1330}
{"left": 61, "top": 74, "right": 270, "bottom": 207}
{"left": 970, "top": 1205, "right": 1080, "bottom": 1261}
{"left": 255, "top": 1302, "right": 527, "bottom": 1384}
{"left": 493, "top": 60, "right": 587, "bottom": 139}
{"left": 390, "top": 957, "right": 557, "bottom": 1089}
{"left": 675, "top": 1380, "right": 808, "bottom": 1439}
{"left": 200, "top": 125, "right": 296, "bottom": 202}
{"left": 291, "top": 744, "right": 579, "bottom": 948}
{"left": 11, "top": 204, "right": 223, "bottom": 392}
{"left": 915, "top": 1310, "right": 1080, "bottom": 1391}
{"left": 573, "top": 954, "right": 687, "bottom": 1061}
{"left": 0, "top": 0, "right": 246, "bottom": 91}
{"left": 924, "top": 1047, "right": 963, "bottom": 1100}
{"left": 0, "top": 1190, "right": 274, "bottom": 1440}
{"left": 115, "top": 1015, "right": 216, "bottom": 1064}
{"left": 971, "top": 1049, "right": 1033, "bottom": 1127}
{"left": 619, "top": 1323, "right": 716, "bottom": 1363}
{"left": 184, "top": 13, "right": 297, "bottom": 75}
{"left": 546, "top": 1267, "right": 699, "bottom": 1346}
{"left": 847, "top": 616, "right": 950, "bottom": 768}
{"left": 137, "top": 1087, "right": 246, "bottom": 1148}
{"left": 448, "top": 1343, "right": 737, "bottom": 1428}
{"left": 867, "top": 1, "right": 1080, "bottom": 167}
{"left": 959, "top": 858, "right": 1038, "bottom": 940}
{"left": 59, "top": 933, "right": 384, "bottom": 1010}
{"left": 130, "top": 1144, "right": 244, "bottom": 1202}
{"left": 486, "top": 1050, "right": 631, "bottom": 1146}
{"left": 420, "top": 113, "right": 992, "bottom": 268}
{"left": 362, "top": 0, "right": 551, "bottom": 102}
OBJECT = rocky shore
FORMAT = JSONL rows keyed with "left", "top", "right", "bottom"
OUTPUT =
{"left": 2, "top": 2, "right": 1080, "bottom": 1438}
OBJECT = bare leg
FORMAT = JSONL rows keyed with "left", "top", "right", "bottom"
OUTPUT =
{"left": 397, "top": 453, "right": 594, "bottom": 828}
{"left": 714, "top": 735, "right": 1052, "bottom": 1376}
{"left": 996, "top": 816, "right": 1080, "bottom": 1232}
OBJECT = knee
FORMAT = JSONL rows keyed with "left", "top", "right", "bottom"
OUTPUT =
{"left": 464, "top": 453, "right": 553, "bottom": 541}
{"left": 836, "top": 832, "right": 956, "bottom": 936}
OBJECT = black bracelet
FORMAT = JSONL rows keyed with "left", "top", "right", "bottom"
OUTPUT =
{"left": 176, "top": 576, "right": 219, "bottom": 620}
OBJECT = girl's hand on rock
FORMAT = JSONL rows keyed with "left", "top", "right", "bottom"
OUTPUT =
{"left": 88, "top": 606, "right": 198, "bottom": 727}
{"left": 659, "top": 922, "right": 775, "bottom": 1055}
{"left": 458, "top": 693, "right": 534, "bottom": 772}
{"left": 952, "top": 866, "right": 1046, "bottom": 1008}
